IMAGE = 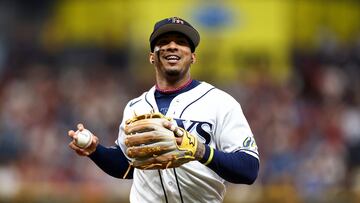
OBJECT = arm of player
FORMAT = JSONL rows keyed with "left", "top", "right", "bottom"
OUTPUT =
{"left": 68, "top": 124, "right": 133, "bottom": 179}
{"left": 199, "top": 144, "right": 259, "bottom": 184}
{"left": 163, "top": 122, "right": 259, "bottom": 184}
{"left": 89, "top": 145, "right": 134, "bottom": 179}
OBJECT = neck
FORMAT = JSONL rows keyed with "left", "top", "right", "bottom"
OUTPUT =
{"left": 156, "top": 77, "right": 192, "bottom": 93}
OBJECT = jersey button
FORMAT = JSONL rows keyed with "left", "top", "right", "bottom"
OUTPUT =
{"left": 168, "top": 181, "right": 174, "bottom": 186}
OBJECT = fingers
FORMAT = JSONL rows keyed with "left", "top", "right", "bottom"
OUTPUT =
{"left": 68, "top": 130, "right": 76, "bottom": 139}
{"left": 77, "top": 123, "right": 84, "bottom": 131}
{"left": 68, "top": 123, "right": 85, "bottom": 138}
{"left": 68, "top": 135, "right": 98, "bottom": 156}
{"left": 175, "top": 137, "right": 182, "bottom": 145}
{"left": 68, "top": 123, "right": 98, "bottom": 156}
{"left": 162, "top": 121, "right": 184, "bottom": 137}
{"left": 68, "top": 141, "right": 90, "bottom": 156}
{"left": 162, "top": 121, "right": 184, "bottom": 145}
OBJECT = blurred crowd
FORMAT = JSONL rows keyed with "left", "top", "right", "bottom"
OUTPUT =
{"left": 222, "top": 32, "right": 360, "bottom": 202}
{"left": 0, "top": 1, "right": 360, "bottom": 203}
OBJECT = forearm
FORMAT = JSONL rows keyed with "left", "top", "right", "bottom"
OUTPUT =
{"left": 89, "top": 144, "right": 133, "bottom": 179}
{"left": 199, "top": 145, "right": 259, "bottom": 184}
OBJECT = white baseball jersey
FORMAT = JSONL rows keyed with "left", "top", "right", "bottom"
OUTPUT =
{"left": 116, "top": 81, "right": 259, "bottom": 203}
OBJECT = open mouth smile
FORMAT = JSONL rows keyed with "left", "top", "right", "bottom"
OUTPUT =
{"left": 164, "top": 55, "right": 181, "bottom": 63}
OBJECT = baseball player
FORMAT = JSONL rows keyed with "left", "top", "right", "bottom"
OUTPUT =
{"left": 68, "top": 17, "right": 259, "bottom": 203}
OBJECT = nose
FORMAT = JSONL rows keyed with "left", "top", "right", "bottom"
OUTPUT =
{"left": 166, "top": 41, "right": 178, "bottom": 51}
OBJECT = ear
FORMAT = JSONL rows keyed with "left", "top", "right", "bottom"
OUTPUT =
{"left": 191, "top": 53, "right": 196, "bottom": 64}
{"left": 149, "top": 53, "right": 155, "bottom": 64}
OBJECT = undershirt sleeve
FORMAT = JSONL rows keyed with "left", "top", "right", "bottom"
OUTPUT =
{"left": 89, "top": 144, "right": 134, "bottom": 179}
{"left": 199, "top": 145, "right": 259, "bottom": 184}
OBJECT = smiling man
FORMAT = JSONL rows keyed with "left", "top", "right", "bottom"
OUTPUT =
{"left": 68, "top": 17, "right": 259, "bottom": 203}
{"left": 151, "top": 32, "right": 193, "bottom": 83}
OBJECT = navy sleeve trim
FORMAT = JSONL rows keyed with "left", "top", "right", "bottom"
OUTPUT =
{"left": 89, "top": 144, "right": 134, "bottom": 179}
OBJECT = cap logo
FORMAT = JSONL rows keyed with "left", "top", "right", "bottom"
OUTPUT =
{"left": 168, "top": 17, "right": 184, "bottom": 24}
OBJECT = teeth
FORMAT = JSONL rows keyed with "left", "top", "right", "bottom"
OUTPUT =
{"left": 165, "top": 55, "right": 180, "bottom": 60}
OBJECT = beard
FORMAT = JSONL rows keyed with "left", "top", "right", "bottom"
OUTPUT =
{"left": 157, "top": 59, "right": 191, "bottom": 82}
{"left": 165, "top": 68, "right": 181, "bottom": 76}
{"left": 161, "top": 65, "right": 190, "bottom": 84}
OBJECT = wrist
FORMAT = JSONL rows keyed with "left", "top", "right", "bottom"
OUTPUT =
{"left": 199, "top": 145, "right": 214, "bottom": 165}
{"left": 194, "top": 142, "right": 205, "bottom": 160}
{"left": 88, "top": 136, "right": 99, "bottom": 155}
{"left": 87, "top": 135, "right": 100, "bottom": 155}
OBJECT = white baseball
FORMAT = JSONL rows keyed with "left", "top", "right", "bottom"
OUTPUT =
{"left": 75, "top": 129, "right": 93, "bottom": 148}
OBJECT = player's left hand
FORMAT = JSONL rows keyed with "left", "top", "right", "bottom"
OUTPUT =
{"left": 124, "top": 113, "right": 204, "bottom": 170}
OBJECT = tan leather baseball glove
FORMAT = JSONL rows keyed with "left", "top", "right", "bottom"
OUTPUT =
{"left": 124, "top": 113, "right": 199, "bottom": 170}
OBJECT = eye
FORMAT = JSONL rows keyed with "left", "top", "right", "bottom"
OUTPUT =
{"left": 176, "top": 39, "right": 189, "bottom": 45}
{"left": 156, "top": 39, "right": 169, "bottom": 46}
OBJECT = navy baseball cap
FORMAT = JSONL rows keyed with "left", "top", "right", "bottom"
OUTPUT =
{"left": 149, "top": 17, "right": 200, "bottom": 52}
